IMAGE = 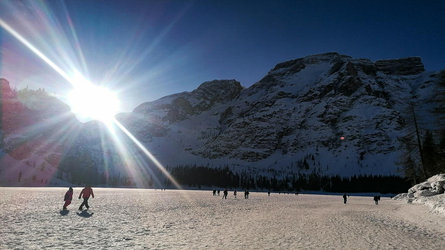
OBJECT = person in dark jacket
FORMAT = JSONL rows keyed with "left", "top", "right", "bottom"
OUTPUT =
{"left": 78, "top": 185, "right": 94, "bottom": 210}
{"left": 223, "top": 189, "right": 228, "bottom": 199}
{"left": 343, "top": 193, "right": 348, "bottom": 204}
{"left": 373, "top": 195, "right": 381, "bottom": 205}
{"left": 63, "top": 187, "right": 73, "bottom": 210}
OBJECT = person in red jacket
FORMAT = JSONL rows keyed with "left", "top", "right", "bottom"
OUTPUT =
{"left": 78, "top": 185, "right": 94, "bottom": 210}
{"left": 63, "top": 187, "right": 73, "bottom": 210}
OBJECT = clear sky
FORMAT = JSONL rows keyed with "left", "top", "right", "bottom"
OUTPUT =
{"left": 1, "top": 0, "right": 444, "bottom": 113}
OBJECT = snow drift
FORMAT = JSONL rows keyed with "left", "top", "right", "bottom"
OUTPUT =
{"left": 393, "top": 174, "right": 445, "bottom": 215}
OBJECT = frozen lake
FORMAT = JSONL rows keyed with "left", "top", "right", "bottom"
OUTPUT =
{"left": 1, "top": 188, "right": 444, "bottom": 249}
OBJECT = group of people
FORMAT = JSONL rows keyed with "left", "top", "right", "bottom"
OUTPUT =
{"left": 63, "top": 187, "right": 382, "bottom": 210}
{"left": 343, "top": 193, "right": 382, "bottom": 205}
{"left": 63, "top": 186, "right": 94, "bottom": 211}
{"left": 213, "top": 189, "right": 249, "bottom": 199}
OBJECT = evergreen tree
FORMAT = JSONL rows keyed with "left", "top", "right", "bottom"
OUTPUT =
{"left": 398, "top": 101, "right": 427, "bottom": 181}
{"left": 438, "top": 130, "right": 445, "bottom": 173}
{"left": 402, "top": 155, "right": 419, "bottom": 185}
{"left": 422, "top": 130, "right": 438, "bottom": 177}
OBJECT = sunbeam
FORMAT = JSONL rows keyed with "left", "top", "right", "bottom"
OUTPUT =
{"left": 112, "top": 118, "right": 184, "bottom": 190}
{"left": 0, "top": 15, "right": 183, "bottom": 191}
{"left": 0, "top": 18, "right": 74, "bottom": 86}
{"left": 105, "top": 123, "right": 161, "bottom": 188}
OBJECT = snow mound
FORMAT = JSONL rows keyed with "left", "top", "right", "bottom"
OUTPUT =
{"left": 393, "top": 174, "right": 445, "bottom": 215}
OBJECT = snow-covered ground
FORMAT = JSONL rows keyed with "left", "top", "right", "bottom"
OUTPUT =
{"left": 1, "top": 188, "right": 444, "bottom": 249}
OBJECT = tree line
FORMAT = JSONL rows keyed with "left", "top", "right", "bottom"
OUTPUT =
{"left": 168, "top": 165, "right": 410, "bottom": 194}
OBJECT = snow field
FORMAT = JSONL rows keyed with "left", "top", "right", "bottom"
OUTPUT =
{"left": 0, "top": 188, "right": 444, "bottom": 249}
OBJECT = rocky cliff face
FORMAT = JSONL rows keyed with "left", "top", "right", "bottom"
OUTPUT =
{"left": 375, "top": 57, "right": 425, "bottom": 75}
{"left": 0, "top": 78, "right": 29, "bottom": 134}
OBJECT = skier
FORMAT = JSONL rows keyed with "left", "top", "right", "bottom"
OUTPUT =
{"left": 63, "top": 187, "right": 73, "bottom": 210}
{"left": 78, "top": 185, "right": 94, "bottom": 210}
{"left": 217, "top": 190, "right": 220, "bottom": 196}
{"left": 213, "top": 190, "right": 216, "bottom": 196}
{"left": 373, "top": 195, "right": 380, "bottom": 205}
{"left": 223, "top": 189, "right": 228, "bottom": 199}
{"left": 244, "top": 190, "right": 249, "bottom": 199}
{"left": 234, "top": 190, "right": 237, "bottom": 199}
{"left": 268, "top": 191, "right": 270, "bottom": 196}
{"left": 343, "top": 193, "right": 348, "bottom": 204}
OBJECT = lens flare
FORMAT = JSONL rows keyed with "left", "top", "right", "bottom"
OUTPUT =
{"left": 0, "top": 15, "right": 183, "bottom": 191}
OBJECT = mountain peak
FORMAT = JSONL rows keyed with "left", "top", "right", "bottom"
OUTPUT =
{"left": 270, "top": 53, "right": 426, "bottom": 76}
{"left": 0, "top": 78, "right": 10, "bottom": 85}
{"left": 271, "top": 52, "right": 350, "bottom": 73}
{"left": 0, "top": 78, "right": 15, "bottom": 99}
{"left": 193, "top": 79, "right": 243, "bottom": 102}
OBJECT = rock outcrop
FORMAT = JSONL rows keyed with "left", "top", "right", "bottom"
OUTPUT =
{"left": 393, "top": 174, "right": 445, "bottom": 215}
{"left": 133, "top": 80, "right": 242, "bottom": 123}
{"left": 375, "top": 57, "right": 425, "bottom": 75}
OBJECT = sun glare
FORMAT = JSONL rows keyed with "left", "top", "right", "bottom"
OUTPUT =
{"left": 0, "top": 15, "right": 182, "bottom": 190}
{"left": 68, "top": 84, "right": 120, "bottom": 122}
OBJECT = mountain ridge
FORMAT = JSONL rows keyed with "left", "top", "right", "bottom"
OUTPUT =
{"left": 1, "top": 52, "right": 444, "bottom": 187}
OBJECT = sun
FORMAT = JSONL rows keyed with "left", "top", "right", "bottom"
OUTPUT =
{"left": 68, "top": 83, "right": 120, "bottom": 123}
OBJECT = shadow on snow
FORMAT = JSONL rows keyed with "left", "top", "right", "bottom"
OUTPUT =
{"left": 59, "top": 210, "right": 69, "bottom": 216}
{"left": 76, "top": 210, "right": 94, "bottom": 218}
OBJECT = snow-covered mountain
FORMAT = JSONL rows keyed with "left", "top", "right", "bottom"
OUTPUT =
{"left": 117, "top": 52, "right": 443, "bottom": 176}
{"left": 1, "top": 52, "right": 444, "bottom": 186}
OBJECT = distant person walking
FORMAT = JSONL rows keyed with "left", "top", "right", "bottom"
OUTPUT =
{"left": 223, "top": 189, "right": 228, "bottom": 199}
{"left": 78, "top": 185, "right": 94, "bottom": 210}
{"left": 343, "top": 193, "right": 348, "bottom": 204}
{"left": 374, "top": 195, "right": 381, "bottom": 205}
{"left": 63, "top": 187, "right": 73, "bottom": 210}
{"left": 213, "top": 190, "right": 216, "bottom": 196}
{"left": 234, "top": 190, "right": 237, "bottom": 199}
{"left": 217, "top": 190, "right": 220, "bottom": 196}
{"left": 244, "top": 190, "right": 249, "bottom": 199}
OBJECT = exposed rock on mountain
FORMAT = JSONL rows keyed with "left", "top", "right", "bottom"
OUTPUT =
{"left": 375, "top": 57, "right": 425, "bottom": 75}
{"left": 134, "top": 80, "right": 242, "bottom": 123}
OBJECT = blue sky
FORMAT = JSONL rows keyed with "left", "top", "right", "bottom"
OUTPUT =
{"left": 1, "top": 0, "right": 444, "bottom": 112}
